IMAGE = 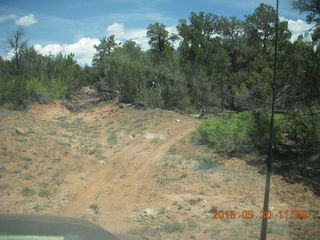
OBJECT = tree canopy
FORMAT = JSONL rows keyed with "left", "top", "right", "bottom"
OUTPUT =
{"left": 1, "top": 3, "right": 319, "bottom": 153}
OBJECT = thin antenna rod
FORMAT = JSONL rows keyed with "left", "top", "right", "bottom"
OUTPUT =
{"left": 260, "top": 0, "right": 279, "bottom": 239}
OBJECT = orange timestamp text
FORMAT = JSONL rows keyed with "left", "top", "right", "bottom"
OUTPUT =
{"left": 210, "top": 210, "right": 310, "bottom": 220}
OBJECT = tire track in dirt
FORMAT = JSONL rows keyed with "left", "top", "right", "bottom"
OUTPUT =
{"left": 60, "top": 120, "right": 197, "bottom": 232}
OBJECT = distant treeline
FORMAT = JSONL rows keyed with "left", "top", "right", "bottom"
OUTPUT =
{"left": 0, "top": 1, "right": 319, "bottom": 153}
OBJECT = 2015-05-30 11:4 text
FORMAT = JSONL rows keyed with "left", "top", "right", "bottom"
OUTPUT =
{"left": 210, "top": 210, "right": 310, "bottom": 220}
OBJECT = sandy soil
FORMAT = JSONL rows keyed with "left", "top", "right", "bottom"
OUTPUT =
{"left": 0, "top": 102, "right": 319, "bottom": 239}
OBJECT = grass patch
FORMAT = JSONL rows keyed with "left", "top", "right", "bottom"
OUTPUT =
{"left": 38, "top": 189, "right": 50, "bottom": 198}
{"left": 71, "top": 118, "right": 84, "bottom": 127}
{"left": 120, "top": 119, "right": 128, "bottom": 126}
{"left": 52, "top": 169, "right": 63, "bottom": 178}
{"left": 130, "top": 224, "right": 157, "bottom": 236}
{"left": 180, "top": 173, "right": 187, "bottom": 179}
{"left": 56, "top": 116, "right": 68, "bottom": 121}
{"left": 57, "top": 116, "right": 83, "bottom": 128}
{"left": 24, "top": 174, "right": 34, "bottom": 180}
{"left": 187, "top": 219, "right": 199, "bottom": 229}
{"left": 22, "top": 187, "right": 35, "bottom": 197}
{"left": 28, "top": 128, "right": 36, "bottom": 134}
{"left": 196, "top": 156, "right": 218, "bottom": 170}
{"left": 107, "top": 133, "right": 117, "bottom": 147}
{"left": 12, "top": 169, "right": 21, "bottom": 174}
{"left": 158, "top": 207, "right": 166, "bottom": 214}
{"left": 162, "top": 221, "right": 185, "bottom": 233}
{"left": 62, "top": 133, "right": 72, "bottom": 138}
{"left": 55, "top": 140, "right": 71, "bottom": 147}
{"left": 20, "top": 156, "right": 32, "bottom": 162}
{"left": 106, "top": 121, "right": 114, "bottom": 126}
{"left": 168, "top": 145, "right": 178, "bottom": 154}
{"left": 224, "top": 176, "right": 232, "bottom": 182}
{"left": 172, "top": 201, "right": 183, "bottom": 210}
{"left": 0, "top": 184, "right": 9, "bottom": 190}
{"left": 49, "top": 130, "right": 58, "bottom": 136}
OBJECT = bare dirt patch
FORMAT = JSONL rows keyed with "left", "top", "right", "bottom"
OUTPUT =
{"left": 0, "top": 102, "right": 319, "bottom": 239}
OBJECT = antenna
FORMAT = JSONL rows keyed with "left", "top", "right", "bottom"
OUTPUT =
{"left": 260, "top": 0, "right": 279, "bottom": 239}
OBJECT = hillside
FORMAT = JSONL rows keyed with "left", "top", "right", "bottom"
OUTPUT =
{"left": 0, "top": 102, "right": 319, "bottom": 240}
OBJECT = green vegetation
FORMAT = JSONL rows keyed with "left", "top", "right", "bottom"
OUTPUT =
{"left": 0, "top": 48, "right": 87, "bottom": 108}
{"left": 187, "top": 219, "right": 199, "bottom": 229}
{"left": 20, "top": 156, "right": 33, "bottom": 162}
{"left": 0, "top": 184, "right": 9, "bottom": 190}
{"left": 38, "top": 189, "right": 50, "bottom": 198}
{"left": 0, "top": 1, "right": 318, "bottom": 157}
{"left": 158, "top": 207, "right": 166, "bottom": 214}
{"left": 198, "top": 112, "right": 257, "bottom": 153}
{"left": 22, "top": 186, "right": 35, "bottom": 197}
{"left": 107, "top": 133, "right": 117, "bottom": 147}
{"left": 24, "top": 174, "right": 34, "bottom": 180}
{"left": 162, "top": 221, "right": 185, "bottom": 233}
{"left": 180, "top": 173, "right": 187, "bottom": 179}
{"left": 197, "top": 109, "right": 320, "bottom": 154}
{"left": 196, "top": 156, "right": 219, "bottom": 170}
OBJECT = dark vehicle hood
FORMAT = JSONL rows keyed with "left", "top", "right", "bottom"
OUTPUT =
{"left": 0, "top": 214, "right": 119, "bottom": 240}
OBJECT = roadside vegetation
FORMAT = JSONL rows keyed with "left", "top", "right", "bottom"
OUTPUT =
{"left": 1, "top": 2, "right": 318, "bottom": 195}
{"left": 0, "top": 0, "right": 319, "bottom": 197}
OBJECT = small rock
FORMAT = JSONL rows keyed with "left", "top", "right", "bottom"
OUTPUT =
{"left": 175, "top": 119, "right": 181, "bottom": 123}
{"left": 189, "top": 198, "right": 203, "bottom": 205}
{"left": 141, "top": 208, "right": 157, "bottom": 219}
{"left": 80, "top": 86, "right": 95, "bottom": 94}
{"left": 98, "top": 160, "right": 106, "bottom": 165}
{"left": 12, "top": 127, "right": 26, "bottom": 135}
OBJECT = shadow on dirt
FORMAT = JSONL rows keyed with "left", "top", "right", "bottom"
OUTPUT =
{"left": 243, "top": 151, "right": 320, "bottom": 195}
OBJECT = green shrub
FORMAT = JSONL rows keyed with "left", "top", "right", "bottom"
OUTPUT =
{"left": 198, "top": 112, "right": 255, "bottom": 152}
{"left": 281, "top": 106, "right": 320, "bottom": 152}
{"left": 197, "top": 111, "right": 286, "bottom": 153}
{"left": 0, "top": 76, "right": 28, "bottom": 108}
{"left": 197, "top": 108, "right": 319, "bottom": 154}
{"left": 26, "top": 78, "right": 51, "bottom": 103}
{"left": 158, "top": 207, "right": 166, "bottom": 214}
{"left": 38, "top": 189, "right": 50, "bottom": 198}
{"left": 22, "top": 187, "right": 35, "bottom": 197}
{"left": 107, "top": 133, "right": 117, "bottom": 147}
{"left": 137, "top": 87, "right": 164, "bottom": 108}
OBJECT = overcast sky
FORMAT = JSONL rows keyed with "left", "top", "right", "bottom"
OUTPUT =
{"left": 0, "top": 0, "right": 314, "bottom": 66}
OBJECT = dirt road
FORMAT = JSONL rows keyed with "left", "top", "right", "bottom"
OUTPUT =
{"left": 0, "top": 102, "right": 319, "bottom": 239}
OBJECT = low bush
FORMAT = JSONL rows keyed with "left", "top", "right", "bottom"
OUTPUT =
{"left": 22, "top": 187, "right": 35, "bottom": 197}
{"left": 197, "top": 107, "right": 320, "bottom": 154}
{"left": 280, "top": 106, "right": 320, "bottom": 153}
{"left": 38, "top": 189, "right": 50, "bottom": 198}
{"left": 197, "top": 112, "right": 257, "bottom": 153}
